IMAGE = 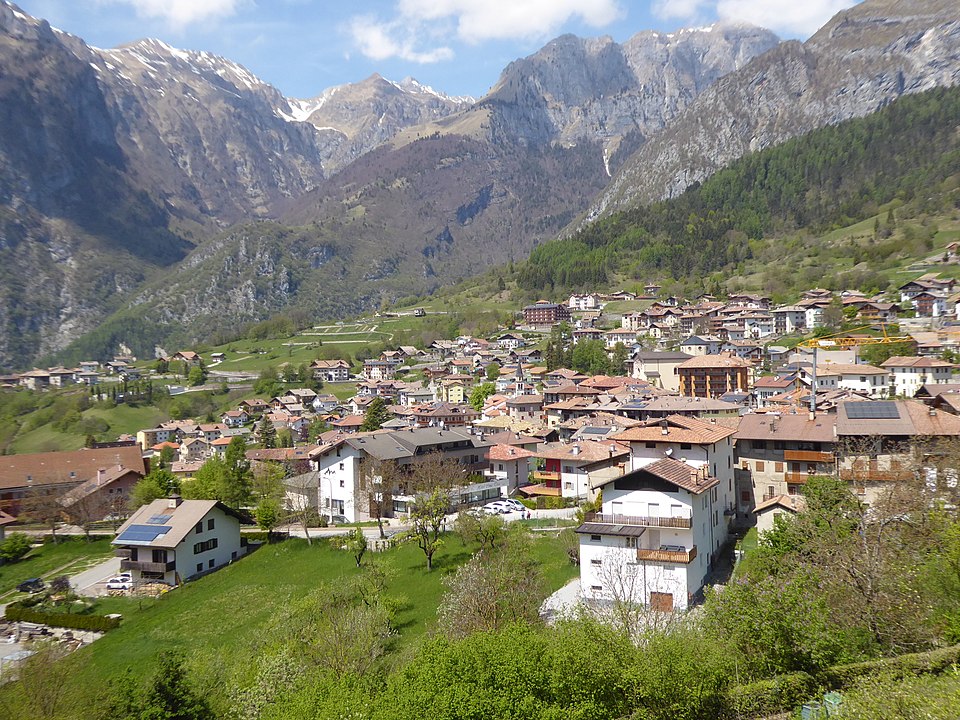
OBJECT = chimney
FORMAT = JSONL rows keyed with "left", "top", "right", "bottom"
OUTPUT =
{"left": 97, "top": 468, "right": 105, "bottom": 485}
{"left": 660, "top": 419, "right": 669, "bottom": 436}
{"left": 572, "top": 445, "right": 581, "bottom": 456}
{"left": 168, "top": 494, "right": 182, "bottom": 509}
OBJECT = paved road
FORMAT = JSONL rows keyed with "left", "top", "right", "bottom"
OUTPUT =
{"left": 71, "top": 557, "right": 121, "bottom": 597}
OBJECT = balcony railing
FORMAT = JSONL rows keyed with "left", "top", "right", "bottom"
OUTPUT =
{"left": 784, "top": 472, "right": 813, "bottom": 484}
{"left": 636, "top": 545, "right": 698, "bottom": 564}
{"left": 120, "top": 559, "right": 176, "bottom": 573}
{"left": 533, "top": 470, "right": 561, "bottom": 481}
{"left": 584, "top": 511, "right": 692, "bottom": 529}
{"left": 783, "top": 450, "right": 835, "bottom": 463}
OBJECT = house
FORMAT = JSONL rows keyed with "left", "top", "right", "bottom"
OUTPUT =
{"left": 754, "top": 494, "right": 806, "bottom": 535}
{"left": 528, "top": 440, "right": 629, "bottom": 500}
{"left": 59, "top": 465, "right": 145, "bottom": 518}
{"left": 0, "top": 509, "right": 16, "bottom": 542}
{"left": 239, "top": 398, "right": 271, "bottom": 415}
{"left": 210, "top": 352, "right": 226, "bottom": 363}
{"left": 771, "top": 306, "right": 807, "bottom": 335}
{"left": 363, "top": 360, "right": 396, "bottom": 381}
{"left": 604, "top": 329, "right": 637, "bottom": 348}
{"left": 220, "top": 410, "right": 250, "bottom": 428}
{"left": 677, "top": 354, "right": 752, "bottom": 399}
{"left": 307, "top": 427, "right": 495, "bottom": 521}
{"left": 506, "top": 395, "right": 544, "bottom": 423}
{"left": 631, "top": 351, "right": 691, "bottom": 393}
{"left": 679, "top": 336, "right": 723, "bottom": 356}
{"left": 568, "top": 293, "right": 602, "bottom": 311}
{"left": 0, "top": 445, "right": 148, "bottom": 517}
{"left": 112, "top": 497, "right": 248, "bottom": 585}
{"left": 522, "top": 301, "right": 571, "bottom": 326}
{"left": 412, "top": 403, "right": 480, "bottom": 428}
{"left": 18, "top": 369, "right": 51, "bottom": 391}
{"left": 753, "top": 376, "right": 797, "bottom": 407}
{"left": 485, "top": 444, "right": 536, "bottom": 495}
{"left": 881, "top": 356, "right": 955, "bottom": 398}
{"left": 799, "top": 363, "right": 889, "bottom": 399}
{"left": 311, "top": 359, "right": 351, "bottom": 383}
{"left": 734, "top": 412, "right": 837, "bottom": 520}
{"left": 497, "top": 333, "right": 526, "bottom": 351}
{"left": 577, "top": 456, "right": 733, "bottom": 611}
{"left": 173, "top": 351, "right": 202, "bottom": 366}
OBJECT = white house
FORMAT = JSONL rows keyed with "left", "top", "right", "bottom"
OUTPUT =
{"left": 112, "top": 497, "right": 248, "bottom": 585}
{"left": 800, "top": 363, "right": 889, "bottom": 398}
{"left": 577, "top": 456, "right": 732, "bottom": 611}
{"left": 679, "top": 335, "right": 723, "bottom": 356}
{"left": 771, "top": 306, "right": 807, "bottom": 335}
{"left": 881, "top": 356, "right": 955, "bottom": 398}
{"left": 531, "top": 440, "right": 630, "bottom": 500}
{"left": 484, "top": 444, "right": 535, "bottom": 495}
{"left": 569, "top": 294, "right": 602, "bottom": 311}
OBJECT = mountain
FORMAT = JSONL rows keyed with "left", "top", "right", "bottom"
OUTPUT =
{"left": 286, "top": 74, "right": 475, "bottom": 174}
{"left": 104, "top": 25, "right": 779, "bottom": 353}
{"left": 585, "top": 0, "right": 960, "bottom": 223}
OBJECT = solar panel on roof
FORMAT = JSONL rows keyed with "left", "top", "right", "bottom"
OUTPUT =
{"left": 146, "top": 514, "right": 172, "bottom": 525}
{"left": 845, "top": 402, "right": 900, "bottom": 420}
{"left": 115, "top": 524, "right": 171, "bottom": 545}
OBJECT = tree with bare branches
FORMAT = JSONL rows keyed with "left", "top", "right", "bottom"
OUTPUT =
{"left": 357, "top": 456, "right": 399, "bottom": 539}
{"left": 406, "top": 453, "right": 461, "bottom": 571}
{"left": 20, "top": 487, "right": 64, "bottom": 543}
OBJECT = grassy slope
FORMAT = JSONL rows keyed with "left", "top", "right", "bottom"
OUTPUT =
{"left": 7, "top": 403, "right": 167, "bottom": 454}
{"left": 69, "top": 533, "right": 576, "bottom": 685}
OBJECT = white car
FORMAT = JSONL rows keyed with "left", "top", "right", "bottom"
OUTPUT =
{"left": 106, "top": 573, "right": 133, "bottom": 590}
{"left": 502, "top": 499, "right": 527, "bottom": 513}
{"left": 483, "top": 500, "right": 513, "bottom": 514}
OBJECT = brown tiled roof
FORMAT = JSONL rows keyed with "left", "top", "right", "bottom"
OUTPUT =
{"left": 735, "top": 412, "right": 836, "bottom": 443}
{"left": 880, "top": 356, "right": 954, "bottom": 368}
{"left": 535, "top": 439, "right": 629, "bottom": 463}
{"left": 678, "top": 353, "right": 752, "bottom": 369}
{"left": 487, "top": 444, "right": 536, "bottom": 461}
{"left": 815, "top": 363, "right": 886, "bottom": 376}
{"left": 612, "top": 414, "right": 736, "bottom": 445}
{"left": 0, "top": 446, "right": 147, "bottom": 492}
{"left": 0, "top": 509, "right": 17, "bottom": 525}
{"left": 506, "top": 394, "right": 544, "bottom": 405}
{"left": 754, "top": 494, "right": 807, "bottom": 514}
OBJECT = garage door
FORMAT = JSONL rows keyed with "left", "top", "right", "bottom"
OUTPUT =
{"left": 650, "top": 592, "right": 673, "bottom": 612}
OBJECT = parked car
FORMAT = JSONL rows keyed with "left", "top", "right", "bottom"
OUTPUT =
{"left": 502, "top": 499, "right": 527, "bottom": 513}
{"left": 328, "top": 515, "right": 349, "bottom": 524}
{"left": 106, "top": 575, "right": 134, "bottom": 590}
{"left": 483, "top": 501, "right": 513, "bottom": 515}
{"left": 16, "top": 578, "right": 45, "bottom": 594}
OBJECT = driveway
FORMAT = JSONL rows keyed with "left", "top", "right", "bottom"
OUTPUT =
{"left": 70, "top": 556, "right": 121, "bottom": 597}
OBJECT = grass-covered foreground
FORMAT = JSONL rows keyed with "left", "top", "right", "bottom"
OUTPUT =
{"left": 0, "top": 536, "right": 113, "bottom": 598}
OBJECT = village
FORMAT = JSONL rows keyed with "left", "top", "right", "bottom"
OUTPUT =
{"left": 3, "top": 273, "right": 960, "bottom": 614}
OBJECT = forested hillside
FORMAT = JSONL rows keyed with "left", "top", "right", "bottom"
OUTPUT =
{"left": 519, "top": 86, "right": 960, "bottom": 293}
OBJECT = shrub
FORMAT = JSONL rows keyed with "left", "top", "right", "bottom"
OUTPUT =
{"left": 0, "top": 532, "right": 33, "bottom": 562}
{"left": 820, "top": 644, "right": 960, "bottom": 689}
{"left": 4, "top": 602, "right": 121, "bottom": 632}
{"left": 723, "top": 672, "right": 819, "bottom": 718}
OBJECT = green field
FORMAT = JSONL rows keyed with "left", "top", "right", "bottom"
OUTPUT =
{"left": 0, "top": 536, "right": 113, "bottom": 598}
{"left": 66, "top": 532, "right": 575, "bottom": 685}
{"left": 7, "top": 403, "right": 167, "bottom": 454}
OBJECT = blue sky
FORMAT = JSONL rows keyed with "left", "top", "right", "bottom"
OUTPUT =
{"left": 15, "top": 0, "right": 860, "bottom": 100}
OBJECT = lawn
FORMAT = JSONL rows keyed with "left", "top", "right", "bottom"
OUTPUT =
{"left": 0, "top": 536, "right": 114, "bottom": 597}
{"left": 67, "top": 531, "right": 575, "bottom": 686}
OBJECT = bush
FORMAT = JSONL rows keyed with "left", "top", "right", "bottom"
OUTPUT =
{"left": 723, "top": 672, "right": 819, "bottom": 718}
{"left": 4, "top": 602, "right": 121, "bottom": 632}
{"left": 820, "top": 644, "right": 960, "bottom": 689}
{"left": 0, "top": 532, "right": 33, "bottom": 562}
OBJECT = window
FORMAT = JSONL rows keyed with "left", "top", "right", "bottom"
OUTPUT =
{"left": 773, "top": 440, "right": 784, "bottom": 450}
{"left": 194, "top": 538, "right": 218, "bottom": 554}
{"left": 590, "top": 558, "right": 602, "bottom": 566}
{"left": 680, "top": 443, "right": 691, "bottom": 450}
{"left": 195, "top": 522, "right": 203, "bottom": 534}
{"left": 754, "top": 440, "right": 767, "bottom": 450}
{"left": 339, "top": 479, "right": 345, "bottom": 487}
{"left": 590, "top": 534, "right": 602, "bottom": 542}
{"left": 339, "top": 463, "right": 344, "bottom": 471}
{"left": 208, "top": 559, "right": 215, "bottom": 569}
{"left": 207, "top": 518, "right": 214, "bottom": 531}
{"left": 740, "top": 490, "right": 751, "bottom": 502}
{"left": 591, "top": 585, "right": 603, "bottom": 592}
{"left": 775, "top": 462, "right": 783, "bottom": 472}
{"left": 756, "top": 461, "right": 765, "bottom": 472}
{"left": 645, "top": 442, "right": 657, "bottom": 449}
{"left": 625, "top": 537, "right": 637, "bottom": 548}
{"left": 197, "top": 563, "right": 203, "bottom": 573}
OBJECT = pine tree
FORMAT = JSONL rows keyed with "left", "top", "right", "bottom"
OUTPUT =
{"left": 360, "top": 397, "right": 390, "bottom": 432}
{"left": 257, "top": 417, "right": 277, "bottom": 449}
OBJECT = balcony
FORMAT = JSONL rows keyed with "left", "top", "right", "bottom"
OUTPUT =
{"left": 532, "top": 470, "right": 560, "bottom": 482}
{"left": 783, "top": 450, "right": 834, "bottom": 463}
{"left": 120, "top": 559, "right": 176, "bottom": 573}
{"left": 584, "top": 511, "right": 692, "bottom": 529}
{"left": 636, "top": 545, "right": 698, "bottom": 564}
{"left": 784, "top": 472, "right": 813, "bottom": 484}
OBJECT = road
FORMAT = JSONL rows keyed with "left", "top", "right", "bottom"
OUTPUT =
{"left": 70, "top": 557, "right": 121, "bottom": 598}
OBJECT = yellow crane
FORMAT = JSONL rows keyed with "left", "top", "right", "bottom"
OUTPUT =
{"left": 796, "top": 324, "right": 913, "bottom": 415}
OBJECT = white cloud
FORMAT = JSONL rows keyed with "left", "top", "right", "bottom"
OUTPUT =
{"left": 348, "top": 15, "right": 453, "bottom": 64}
{"left": 347, "top": 0, "right": 623, "bottom": 63}
{"left": 716, "top": 0, "right": 857, "bottom": 36}
{"left": 101, "top": 0, "right": 243, "bottom": 27}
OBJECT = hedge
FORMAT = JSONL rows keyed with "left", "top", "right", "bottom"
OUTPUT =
{"left": 723, "top": 671, "right": 819, "bottom": 718}
{"left": 723, "top": 644, "right": 960, "bottom": 718}
{"left": 820, "top": 643, "right": 960, "bottom": 689}
{"left": 4, "top": 602, "right": 121, "bottom": 632}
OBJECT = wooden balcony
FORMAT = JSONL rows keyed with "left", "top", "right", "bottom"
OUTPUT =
{"left": 637, "top": 545, "right": 698, "bottom": 564}
{"left": 783, "top": 450, "right": 834, "bottom": 463}
{"left": 120, "top": 559, "right": 176, "bottom": 573}
{"left": 784, "top": 472, "right": 813, "bottom": 484}
{"left": 585, "top": 512, "right": 692, "bottom": 529}
{"left": 532, "top": 470, "right": 560, "bottom": 482}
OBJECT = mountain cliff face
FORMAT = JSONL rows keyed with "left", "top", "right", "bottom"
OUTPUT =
{"left": 586, "top": 0, "right": 960, "bottom": 221}
{"left": 0, "top": 1, "right": 780, "bottom": 367}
